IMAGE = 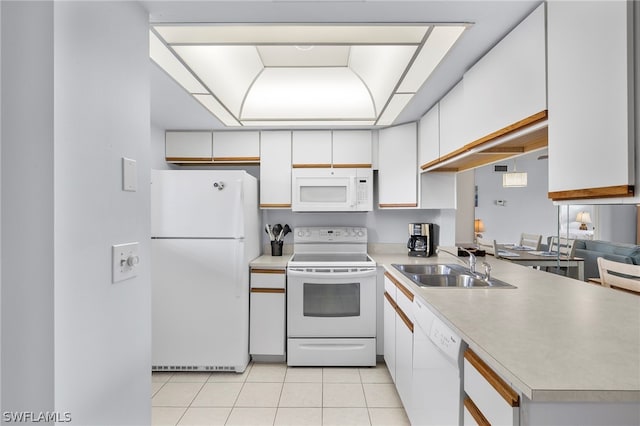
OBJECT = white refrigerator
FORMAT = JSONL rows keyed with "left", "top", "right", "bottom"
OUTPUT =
{"left": 151, "top": 170, "right": 259, "bottom": 372}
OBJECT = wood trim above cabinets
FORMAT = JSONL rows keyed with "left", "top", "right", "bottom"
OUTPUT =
{"left": 250, "top": 288, "right": 285, "bottom": 294}
{"left": 548, "top": 185, "right": 634, "bottom": 201}
{"left": 379, "top": 203, "right": 418, "bottom": 208}
{"left": 292, "top": 164, "right": 332, "bottom": 168}
{"left": 332, "top": 163, "right": 373, "bottom": 169}
{"left": 251, "top": 268, "right": 286, "bottom": 275}
{"left": 165, "top": 157, "right": 213, "bottom": 162}
{"left": 260, "top": 203, "right": 292, "bottom": 209}
{"left": 212, "top": 156, "right": 260, "bottom": 163}
{"left": 465, "top": 349, "right": 520, "bottom": 407}
{"left": 421, "top": 110, "right": 548, "bottom": 173}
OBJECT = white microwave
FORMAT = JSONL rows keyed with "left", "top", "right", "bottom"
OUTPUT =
{"left": 292, "top": 168, "right": 373, "bottom": 212}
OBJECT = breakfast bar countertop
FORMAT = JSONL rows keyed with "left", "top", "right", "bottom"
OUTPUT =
{"left": 371, "top": 250, "right": 640, "bottom": 404}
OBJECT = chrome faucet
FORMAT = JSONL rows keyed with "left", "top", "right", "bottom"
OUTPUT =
{"left": 436, "top": 247, "right": 477, "bottom": 274}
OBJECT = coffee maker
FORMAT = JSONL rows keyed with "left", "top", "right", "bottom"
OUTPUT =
{"left": 407, "top": 223, "right": 434, "bottom": 257}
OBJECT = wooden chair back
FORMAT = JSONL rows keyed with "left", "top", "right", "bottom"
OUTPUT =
{"left": 597, "top": 257, "right": 640, "bottom": 295}
{"left": 549, "top": 237, "right": 576, "bottom": 258}
{"left": 519, "top": 233, "right": 542, "bottom": 250}
{"left": 476, "top": 237, "right": 496, "bottom": 256}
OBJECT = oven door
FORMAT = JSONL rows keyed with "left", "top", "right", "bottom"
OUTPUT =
{"left": 287, "top": 267, "right": 377, "bottom": 338}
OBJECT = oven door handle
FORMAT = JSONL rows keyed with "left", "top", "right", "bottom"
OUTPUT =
{"left": 287, "top": 268, "right": 377, "bottom": 279}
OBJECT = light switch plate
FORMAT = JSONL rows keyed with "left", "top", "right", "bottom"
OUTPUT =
{"left": 112, "top": 242, "right": 139, "bottom": 283}
{"left": 122, "top": 157, "right": 137, "bottom": 192}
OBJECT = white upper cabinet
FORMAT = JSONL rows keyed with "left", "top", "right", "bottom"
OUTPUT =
{"left": 212, "top": 131, "right": 260, "bottom": 162}
{"left": 292, "top": 130, "right": 372, "bottom": 168}
{"left": 332, "top": 130, "right": 372, "bottom": 167}
{"left": 165, "top": 131, "right": 213, "bottom": 161}
{"left": 418, "top": 104, "right": 439, "bottom": 170}
{"left": 438, "top": 81, "right": 467, "bottom": 159}
{"left": 378, "top": 122, "right": 418, "bottom": 208}
{"left": 547, "top": 1, "right": 635, "bottom": 202}
{"left": 292, "top": 131, "right": 332, "bottom": 167}
{"left": 260, "top": 131, "right": 292, "bottom": 208}
{"left": 464, "top": 3, "right": 547, "bottom": 145}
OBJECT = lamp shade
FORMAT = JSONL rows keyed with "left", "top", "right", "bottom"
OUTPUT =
{"left": 502, "top": 172, "right": 528, "bottom": 187}
{"left": 474, "top": 219, "right": 485, "bottom": 233}
{"left": 576, "top": 212, "right": 592, "bottom": 224}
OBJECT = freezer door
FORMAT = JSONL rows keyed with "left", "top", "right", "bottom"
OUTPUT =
{"left": 151, "top": 170, "right": 244, "bottom": 238}
{"left": 151, "top": 238, "right": 249, "bottom": 371}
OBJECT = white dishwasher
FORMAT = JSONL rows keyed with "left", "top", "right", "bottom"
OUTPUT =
{"left": 411, "top": 298, "right": 466, "bottom": 426}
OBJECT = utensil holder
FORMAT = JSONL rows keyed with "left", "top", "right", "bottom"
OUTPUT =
{"left": 271, "top": 241, "right": 283, "bottom": 256}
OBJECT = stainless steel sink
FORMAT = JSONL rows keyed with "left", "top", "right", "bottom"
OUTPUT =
{"left": 392, "top": 263, "right": 466, "bottom": 275}
{"left": 392, "top": 264, "right": 516, "bottom": 288}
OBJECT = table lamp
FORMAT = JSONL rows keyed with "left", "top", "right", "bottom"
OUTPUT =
{"left": 474, "top": 219, "right": 485, "bottom": 242}
{"left": 576, "top": 211, "right": 592, "bottom": 230}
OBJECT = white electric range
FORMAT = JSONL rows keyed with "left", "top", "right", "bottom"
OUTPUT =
{"left": 286, "top": 226, "right": 377, "bottom": 366}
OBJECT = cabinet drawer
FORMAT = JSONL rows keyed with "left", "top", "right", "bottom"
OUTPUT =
{"left": 384, "top": 271, "right": 414, "bottom": 320}
{"left": 250, "top": 269, "right": 286, "bottom": 289}
{"left": 464, "top": 349, "right": 519, "bottom": 426}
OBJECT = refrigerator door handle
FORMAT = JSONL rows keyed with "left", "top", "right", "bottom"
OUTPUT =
{"left": 234, "top": 179, "right": 244, "bottom": 238}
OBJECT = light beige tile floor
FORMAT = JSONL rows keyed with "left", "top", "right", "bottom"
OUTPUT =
{"left": 152, "top": 362, "right": 410, "bottom": 426}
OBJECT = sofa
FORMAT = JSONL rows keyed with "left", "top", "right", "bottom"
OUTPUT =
{"left": 573, "top": 240, "right": 640, "bottom": 280}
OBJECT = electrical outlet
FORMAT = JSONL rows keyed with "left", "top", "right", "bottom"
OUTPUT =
{"left": 112, "top": 242, "right": 139, "bottom": 283}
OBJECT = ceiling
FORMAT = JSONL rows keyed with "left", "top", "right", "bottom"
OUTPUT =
{"left": 144, "top": 1, "right": 543, "bottom": 131}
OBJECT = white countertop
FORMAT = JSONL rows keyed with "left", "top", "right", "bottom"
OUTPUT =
{"left": 250, "top": 254, "right": 291, "bottom": 269}
{"left": 371, "top": 250, "right": 640, "bottom": 403}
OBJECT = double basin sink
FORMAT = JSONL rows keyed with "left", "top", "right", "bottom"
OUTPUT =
{"left": 392, "top": 263, "right": 516, "bottom": 289}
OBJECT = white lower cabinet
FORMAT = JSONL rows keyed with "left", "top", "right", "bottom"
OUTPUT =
{"left": 383, "top": 272, "right": 414, "bottom": 411}
{"left": 463, "top": 349, "right": 519, "bottom": 426}
{"left": 249, "top": 269, "right": 286, "bottom": 356}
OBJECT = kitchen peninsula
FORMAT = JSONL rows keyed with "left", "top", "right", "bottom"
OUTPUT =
{"left": 373, "top": 250, "right": 640, "bottom": 424}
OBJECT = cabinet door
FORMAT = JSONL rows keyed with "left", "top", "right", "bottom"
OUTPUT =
{"left": 332, "top": 130, "right": 372, "bottom": 167}
{"left": 378, "top": 122, "right": 418, "bottom": 208}
{"left": 420, "top": 172, "right": 457, "bottom": 209}
{"left": 383, "top": 291, "right": 397, "bottom": 382}
{"left": 439, "top": 81, "right": 467, "bottom": 159}
{"left": 464, "top": 4, "right": 546, "bottom": 144}
{"left": 250, "top": 270, "right": 286, "bottom": 356}
{"left": 395, "top": 304, "right": 413, "bottom": 410}
{"left": 292, "top": 131, "right": 332, "bottom": 167}
{"left": 547, "top": 1, "right": 635, "bottom": 201}
{"left": 260, "top": 131, "right": 292, "bottom": 208}
{"left": 249, "top": 291, "right": 285, "bottom": 356}
{"left": 165, "top": 131, "right": 212, "bottom": 162}
{"left": 418, "top": 104, "right": 439, "bottom": 170}
{"left": 212, "top": 131, "right": 260, "bottom": 162}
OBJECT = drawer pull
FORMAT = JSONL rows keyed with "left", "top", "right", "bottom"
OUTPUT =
{"left": 464, "top": 396, "right": 491, "bottom": 426}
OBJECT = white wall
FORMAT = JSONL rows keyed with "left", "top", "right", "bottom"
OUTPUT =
{"left": 53, "top": 2, "right": 151, "bottom": 424}
{"left": 1, "top": 1, "right": 55, "bottom": 414}
{"left": 474, "top": 150, "right": 557, "bottom": 243}
{"left": 2, "top": 2, "right": 151, "bottom": 424}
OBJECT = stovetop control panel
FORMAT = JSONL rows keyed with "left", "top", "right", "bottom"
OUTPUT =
{"left": 294, "top": 227, "right": 368, "bottom": 243}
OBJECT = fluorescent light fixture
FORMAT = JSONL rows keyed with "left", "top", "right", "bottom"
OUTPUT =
{"left": 150, "top": 23, "right": 469, "bottom": 127}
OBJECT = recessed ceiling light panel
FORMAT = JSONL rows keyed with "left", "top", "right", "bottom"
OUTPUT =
{"left": 150, "top": 23, "right": 468, "bottom": 127}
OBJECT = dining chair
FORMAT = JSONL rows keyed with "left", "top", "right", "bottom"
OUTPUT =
{"left": 519, "top": 233, "right": 542, "bottom": 250}
{"left": 549, "top": 236, "right": 576, "bottom": 257}
{"left": 597, "top": 257, "right": 640, "bottom": 295}
{"left": 545, "top": 236, "right": 577, "bottom": 276}
{"left": 476, "top": 237, "right": 496, "bottom": 256}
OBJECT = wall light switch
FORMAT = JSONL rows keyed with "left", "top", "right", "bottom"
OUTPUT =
{"left": 112, "top": 242, "right": 139, "bottom": 283}
{"left": 122, "top": 157, "right": 137, "bottom": 192}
